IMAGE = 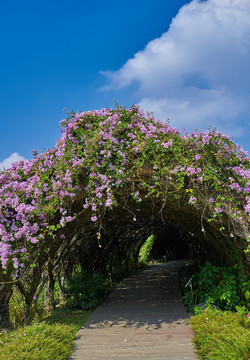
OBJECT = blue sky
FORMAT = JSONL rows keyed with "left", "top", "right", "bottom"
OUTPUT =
{"left": 0, "top": 0, "right": 249, "bottom": 168}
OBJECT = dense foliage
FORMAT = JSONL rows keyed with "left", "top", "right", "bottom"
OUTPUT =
{"left": 64, "top": 271, "right": 115, "bottom": 310}
{"left": 181, "top": 260, "right": 250, "bottom": 312}
{"left": 138, "top": 235, "right": 155, "bottom": 263}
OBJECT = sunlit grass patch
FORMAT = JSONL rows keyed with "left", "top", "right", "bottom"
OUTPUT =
{"left": 0, "top": 308, "right": 92, "bottom": 360}
{"left": 190, "top": 308, "right": 250, "bottom": 360}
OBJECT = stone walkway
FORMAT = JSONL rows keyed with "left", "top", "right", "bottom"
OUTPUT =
{"left": 70, "top": 260, "right": 198, "bottom": 360}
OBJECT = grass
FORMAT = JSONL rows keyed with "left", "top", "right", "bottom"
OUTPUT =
{"left": 190, "top": 308, "right": 250, "bottom": 360}
{"left": 0, "top": 308, "right": 92, "bottom": 360}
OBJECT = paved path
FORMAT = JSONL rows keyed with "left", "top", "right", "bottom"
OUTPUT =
{"left": 70, "top": 260, "right": 198, "bottom": 360}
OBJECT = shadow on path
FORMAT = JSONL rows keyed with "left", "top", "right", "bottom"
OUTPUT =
{"left": 70, "top": 260, "right": 198, "bottom": 360}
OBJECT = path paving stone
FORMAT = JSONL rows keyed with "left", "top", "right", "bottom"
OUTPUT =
{"left": 70, "top": 260, "right": 198, "bottom": 359}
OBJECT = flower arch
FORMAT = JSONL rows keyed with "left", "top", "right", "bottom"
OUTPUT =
{"left": 0, "top": 105, "right": 249, "bottom": 329}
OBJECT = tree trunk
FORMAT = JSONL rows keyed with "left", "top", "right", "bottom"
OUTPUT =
{"left": 44, "top": 261, "right": 55, "bottom": 309}
{"left": 0, "top": 283, "right": 12, "bottom": 331}
{"left": 24, "top": 302, "right": 31, "bottom": 325}
{"left": 44, "top": 279, "right": 55, "bottom": 309}
{"left": 57, "top": 271, "right": 66, "bottom": 302}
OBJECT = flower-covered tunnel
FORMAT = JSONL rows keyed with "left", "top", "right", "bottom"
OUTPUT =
{"left": 0, "top": 105, "right": 249, "bottom": 329}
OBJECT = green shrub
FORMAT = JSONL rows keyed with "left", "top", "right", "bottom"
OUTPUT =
{"left": 190, "top": 307, "right": 250, "bottom": 360}
{"left": 64, "top": 271, "right": 115, "bottom": 310}
{"left": 181, "top": 260, "right": 249, "bottom": 312}
{"left": 138, "top": 235, "right": 155, "bottom": 263}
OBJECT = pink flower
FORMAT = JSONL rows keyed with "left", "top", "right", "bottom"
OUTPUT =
{"left": 91, "top": 215, "right": 98, "bottom": 222}
{"left": 161, "top": 139, "right": 173, "bottom": 149}
{"left": 244, "top": 203, "right": 250, "bottom": 213}
{"left": 189, "top": 196, "right": 196, "bottom": 204}
{"left": 215, "top": 208, "right": 223, "bottom": 214}
{"left": 83, "top": 198, "right": 89, "bottom": 209}
{"left": 13, "top": 258, "right": 19, "bottom": 269}
{"left": 230, "top": 182, "right": 242, "bottom": 193}
{"left": 105, "top": 198, "right": 112, "bottom": 207}
{"left": 109, "top": 163, "right": 115, "bottom": 170}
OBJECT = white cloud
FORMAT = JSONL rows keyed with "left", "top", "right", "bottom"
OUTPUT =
{"left": 0, "top": 153, "right": 26, "bottom": 171}
{"left": 103, "top": 0, "right": 250, "bottom": 137}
